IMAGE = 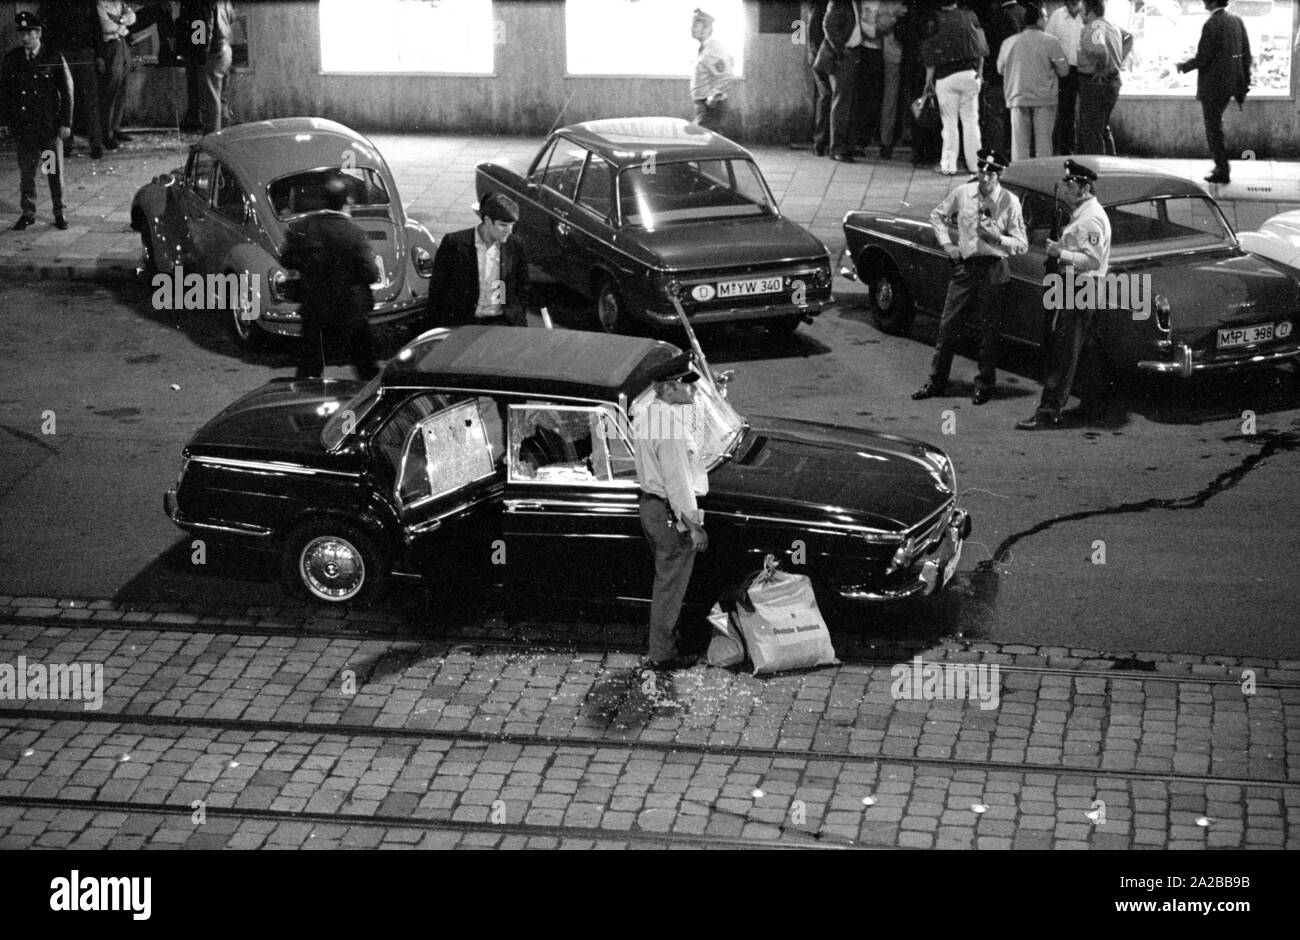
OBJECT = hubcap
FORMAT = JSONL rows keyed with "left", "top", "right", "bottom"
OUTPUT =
{"left": 598, "top": 288, "right": 619, "bottom": 332}
{"left": 300, "top": 535, "right": 365, "bottom": 601}
{"left": 876, "top": 278, "right": 894, "bottom": 311}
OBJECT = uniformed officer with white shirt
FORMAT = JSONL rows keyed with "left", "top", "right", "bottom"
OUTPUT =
{"left": 1017, "top": 159, "right": 1112, "bottom": 429}
{"left": 633, "top": 355, "right": 709, "bottom": 671}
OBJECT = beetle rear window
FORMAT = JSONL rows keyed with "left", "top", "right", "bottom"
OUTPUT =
{"left": 269, "top": 167, "right": 391, "bottom": 220}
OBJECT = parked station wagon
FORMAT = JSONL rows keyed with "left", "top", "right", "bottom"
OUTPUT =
{"left": 476, "top": 117, "right": 833, "bottom": 336}
{"left": 164, "top": 327, "right": 969, "bottom": 613}
{"left": 131, "top": 117, "right": 436, "bottom": 349}
{"left": 842, "top": 156, "right": 1300, "bottom": 378}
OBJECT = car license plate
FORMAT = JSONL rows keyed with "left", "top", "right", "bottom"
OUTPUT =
{"left": 1217, "top": 323, "right": 1274, "bottom": 348}
{"left": 717, "top": 276, "right": 783, "bottom": 299}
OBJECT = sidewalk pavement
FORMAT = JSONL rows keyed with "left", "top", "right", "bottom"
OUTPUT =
{"left": 6, "top": 128, "right": 1295, "bottom": 286}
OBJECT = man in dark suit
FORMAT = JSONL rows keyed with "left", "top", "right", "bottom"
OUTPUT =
{"left": 801, "top": 1, "right": 829, "bottom": 153}
{"left": 427, "top": 193, "right": 530, "bottom": 327}
{"left": 815, "top": 0, "right": 863, "bottom": 162}
{"left": 281, "top": 178, "right": 380, "bottom": 379}
{"left": 1, "top": 11, "right": 73, "bottom": 230}
{"left": 40, "top": 1, "right": 102, "bottom": 158}
{"left": 1178, "top": 0, "right": 1251, "bottom": 184}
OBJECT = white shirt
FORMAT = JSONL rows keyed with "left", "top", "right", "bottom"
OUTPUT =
{"left": 1045, "top": 5, "right": 1084, "bottom": 67}
{"left": 1058, "top": 195, "right": 1111, "bottom": 279}
{"left": 633, "top": 398, "right": 708, "bottom": 525}
{"left": 473, "top": 227, "right": 503, "bottom": 319}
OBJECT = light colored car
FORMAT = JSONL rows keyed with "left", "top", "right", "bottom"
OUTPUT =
{"left": 131, "top": 117, "right": 436, "bottom": 349}
{"left": 1237, "top": 208, "right": 1300, "bottom": 271}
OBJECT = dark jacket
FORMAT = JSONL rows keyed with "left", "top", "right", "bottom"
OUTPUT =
{"left": 0, "top": 43, "right": 74, "bottom": 138}
{"left": 922, "top": 5, "right": 988, "bottom": 77}
{"left": 821, "top": 0, "right": 859, "bottom": 54}
{"left": 39, "top": 1, "right": 100, "bottom": 59}
{"left": 427, "top": 227, "right": 530, "bottom": 327}
{"left": 281, "top": 210, "right": 379, "bottom": 325}
{"left": 801, "top": 1, "right": 828, "bottom": 65}
{"left": 980, "top": 1, "right": 1024, "bottom": 83}
{"left": 1180, "top": 8, "right": 1251, "bottom": 103}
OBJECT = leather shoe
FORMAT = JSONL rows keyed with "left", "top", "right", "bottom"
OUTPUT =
{"left": 1015, "top": 412, "right": 1063, "bottom": 430}
{"left": 971, "top": 387, "right": 993, "bottom": 405}
{"left": 911, "top": 381, "right": 946, "bottom": 400}
{"left": 11, "top": 215, "right": 34, "bottom": 231}
{"left": 830, "top": 152, "right": 856, "bottom": 163}
{"left": 813, "top": 144, "right": 827, "bottom": 157}
{"left": 644, "top": 654, "right": 697, "bottom": 672}
{"left": 1204, "top": 172, "right": 1230, "bottom": 184}
{"left": 54, "top": 215, "right": 68, "bottom": 230}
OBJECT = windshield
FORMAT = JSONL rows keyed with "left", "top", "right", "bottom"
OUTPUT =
{"left": 321, "top": 374, "right": 383, "bottom": 451}
{"left": 618, "top": 158, "right": 775, "bottom": 229}
{"left": 268, "top": 166, "right": 391, "bottom": 220}
{"left": 629, "top": 372, "right": 747, "bottom": 470}
{"left": 1107, "top": 196, "right": 1234, "bottom": 253}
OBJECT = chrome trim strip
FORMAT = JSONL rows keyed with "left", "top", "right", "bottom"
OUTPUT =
{"left": 191, "top": 456, "right": 355, "bottom": 478}
{"left": 702, "top": 507, "right": 902, "bottom": 542}
{"left": 1137, "top": 344, "right": 1300, "bottom": 375}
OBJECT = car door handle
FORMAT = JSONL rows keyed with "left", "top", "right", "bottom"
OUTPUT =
{"left": 505, "top": 499, "right": 544, "bottom": 511}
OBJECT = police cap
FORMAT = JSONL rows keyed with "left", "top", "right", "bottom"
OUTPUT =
{"left": 648, "top": 353, "right": 701, "bottom": 385}
{"left": 976, "top": 148, "right": 1009, "bottom": 174}
{"left": 15, "top": 11, "right": 44, "bottom": 30}
{"left": 1063, "top": 160, "right": 1098, "bottom": 184}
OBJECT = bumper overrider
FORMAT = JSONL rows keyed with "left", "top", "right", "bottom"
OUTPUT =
{"left": 838, "top": 506, "right": 972, "bottom": 602}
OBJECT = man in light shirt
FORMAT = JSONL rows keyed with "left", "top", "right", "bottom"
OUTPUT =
{"left": 426, "top": 193, "right": 530, "bottom": 327}
{"left": 634, "top": 355, "right": 709, "bottom": 672}
{"left": 1045, "top": 0, "right": 1083, "bottom": 155}
{"left": 999, "top": 4, "right": 1069, "bottom": 161}
{"left": 1075, "top": 0, "right": 1127, "bottom": 154}
{"left": 95, "top": 0, "right": 135, "bottom": 149}
{"left": 690, "top": 8, "right": 736, "bottom": 134}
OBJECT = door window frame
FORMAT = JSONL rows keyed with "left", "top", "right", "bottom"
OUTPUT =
{"left": 395, "top": 396, "right": 502, "bottom": 511}
{"left": 507, "top": 402, "right": 638, "bottom": 488}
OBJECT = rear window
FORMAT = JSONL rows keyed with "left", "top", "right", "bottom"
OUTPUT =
{"left": 618, "top": 158, "right": 775, "bottom": 228}
{"left": 1106, "top": 196, "right": 1233, "bottom": 253}
{"left": 268, "top": 166, "right": 391, "bottom": 220}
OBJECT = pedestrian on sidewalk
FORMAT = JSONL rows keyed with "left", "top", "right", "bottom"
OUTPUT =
{"left": 1016, "top": 160, "right": 1112, "bottom": 430}
{"left": 1, "top": 11, "right": 73, "bottom": 231}
{"left": 689, "top": 8, "right": 736, "bottom": 135}
{"left": 999, "top": 4, "right": 1069, "bottom": 161}
{"left": 815, "top": 0, "right": 864, "bottom": 162}
{"left": 198, "top": 1, "right": 235, "bottom": 134}
{"left": 1074, "top": 0, "right": 1128, "bottom": 155}
{"left": 40, "top": 0, "right": 103, "bottom": 159}
{"left": 1177, "top": 0, "right": 1251, "bottom": 185}
{"left": 633, "top": 355, "right": 709, "bottom": 672}
{"left": 802, "top": 1, "right": 831, "bottom": 153}
{"left": 1045, "top": 0, "right": 1083, "bottom": 154}
{"left": 95, "top": 0, "right": 135, "bottom": 149}
{"left": 281, "top": 178, "right": 380, "bottom": 380}
{"left": 922, "top": 0, "right": 988, "bottom": 176}
{"left": 912, "top": 148, "right": 1026, "bottom": 405}
{"left": 977, "top": 0, "right": 1023, "bottom": 159}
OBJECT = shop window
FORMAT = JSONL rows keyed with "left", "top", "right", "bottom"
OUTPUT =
{"left": 320, "top": 0, "right": 496, "bottom": 75}
{"left": 565, "top": 0, "right": 745, "bottom": 77}
{"left": 1116, "top": 0, "right": 1293, "bottom": 97}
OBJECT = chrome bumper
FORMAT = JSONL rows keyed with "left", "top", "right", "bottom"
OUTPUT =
{"left": 642, "top": 298, "right": 830, "bottom": 327}
{"left": 838, "top": 508, "right": 971, "bottom": 602}
{"left": 1138, "top": 342, "right": 1300, "bottom": 378}
{"left": 164, "top": 488, "right": 272, "bottom": 538}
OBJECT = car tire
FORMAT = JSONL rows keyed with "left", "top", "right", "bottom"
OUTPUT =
{"left": 282, "top": 520, "right": 387, "bottom": 605}
{"left": 594, "top": 276, "right": 630, "bottom": 334}
{"left": 224, "top": 269, "right": 267, "bottom": 351}
{"left": 866, "top": 260, "right": 914, "bottom": 337}
{"left": 763, "top": 315, "right": 803, "bottom": 338}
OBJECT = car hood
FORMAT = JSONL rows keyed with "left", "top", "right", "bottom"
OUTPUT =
{"left": 620, "top": 217, "right": 827, "bottom": 271}
{"left": 1115, "top": 247, "right": 1300, "bottom": 330}
{"left": 187, "top": 378, "right": 366, "bottom": 460}
{"left": 707, "top": 416, "right": 955, "bottom": 533}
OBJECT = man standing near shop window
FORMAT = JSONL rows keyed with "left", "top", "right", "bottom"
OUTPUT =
{"left": 1075, "top": 0, "right": 1127, "bottom": 155}
{"left": 197, "top": 1, "right": 235, "bottom": 134}
{"left": 816, "top": 0, "right": 864, "bottom": 162}
{"left": 690, "top": 8, "right": 736, "bottom": 134}
{"left": 1045, "top": 0, "right": 1083, "bottom": 155}
{"left": 1178, "top": 0, "right": 1250, "bottom": 184}
{"left": 95, "top": 0, "right": 135, "bottom": 150}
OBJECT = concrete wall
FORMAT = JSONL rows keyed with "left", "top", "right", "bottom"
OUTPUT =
{"left": 1, "top": 0, "right": 1296, "bottom": 156}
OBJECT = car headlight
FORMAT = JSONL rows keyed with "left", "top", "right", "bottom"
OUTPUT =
{"left": 268, "top": 267, "right": 295, "bottom": 304}
{"left": 1154, "top": 294, "right": 1171, "bottom": 333}
{"left": 812, "top": 262, "right": 832, "bottom": 288}
{"left": 656, "top": 275, "right": 683, "bottom": 302}
{"left": 412, "top": 246, "right": 434, "bottom": 278}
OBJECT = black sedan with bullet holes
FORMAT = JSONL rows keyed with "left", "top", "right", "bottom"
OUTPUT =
{"left": 476, "top": 117, "right": 834, "bottom": 336}
{"left": 164, "top": 327, "right": 970, "bottom": 615}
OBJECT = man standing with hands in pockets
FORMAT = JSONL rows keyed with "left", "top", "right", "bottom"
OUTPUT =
{"left": 634, "top": 355, "right": 709, "bottom": 672}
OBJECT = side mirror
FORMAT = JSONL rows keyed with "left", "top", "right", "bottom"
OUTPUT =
{"left": 714, "top": 369, "right": 735, "bottom": 398}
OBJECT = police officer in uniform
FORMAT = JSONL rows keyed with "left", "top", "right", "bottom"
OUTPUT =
{"left": 1016, "top": 159, "right": 1112, "bottom": 429}
{"left": 912, "top": 148, "right": 1027, "bottom": 405}
{"left": 1, "top": 11, "right": 73, "bottom": 230}
{"left": 281, "top": 177, "right": 380, "bottom": 379}
{"left": 633, "top": 355, "right": 709, "bottom": 672}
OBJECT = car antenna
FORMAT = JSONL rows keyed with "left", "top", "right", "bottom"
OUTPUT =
{"left": 545, "top": 90, "right": 579, "bottom": 140}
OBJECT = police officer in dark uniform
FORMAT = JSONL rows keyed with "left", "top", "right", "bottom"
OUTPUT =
{"left": 281, "top": 177, "right": 380, "bottom": 379}
{"left": 1, "top": 11, "right": 73, "bottom": 230}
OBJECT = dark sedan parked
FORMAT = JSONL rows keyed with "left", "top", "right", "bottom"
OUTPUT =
{"left": 164, "top": 327, "right": 969, "bottom": 615}
{"left": 476, "top": 117, "right": 833, "bottom": 336}
{"left": 843, "top": 156, "right": 1300, "bottom": 379}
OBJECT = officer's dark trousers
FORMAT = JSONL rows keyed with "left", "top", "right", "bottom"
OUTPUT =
{"left": 929, "top": 256, "right": 1006, "bottom": 391}
{"left": 979, "top": 80, "right": 1009, "bottom": 158}
{"left": 1053, "top": 66, "right": 1078, "bottom": 155}
{"left": 1037, "top": 307, "right": 1094, "bottom": 417}
{"left": 812, "top": 63, "right": 832, "bottom": 151}
{"left": 15, "top": 134, "right": 64, "bottom": 219}
{"left": 639, "top": 494, "right": 697, "bottom": 664}
{"left": 828, "top": 47, "right": 862, "bottom": 156}
{"left": 1075, "top": 77, "right": 1119, "bottom": 155}
{"left": 99, "top": 37, "right": 129, "bottom": 142}
{"left": 1200, "top": 96, "right": 1231, "bottom": 176}
{"left": 297, "top": 311, "right": 378, "bottom": 381}
{"left": 65, "top": 51, "right": 102, "bottom": 150}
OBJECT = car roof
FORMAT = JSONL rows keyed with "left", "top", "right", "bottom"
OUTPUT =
{"left": 1001, "top": 156, "right": 1212, "bottom": 205}
{"left": 557, "top": 117, "right": 753, "bottom": 170}
{"left": 382, "top": 326, "right": 682, "bottom": 401}
{"left": 197, "top": 117, "right": 388, "bottom": 183}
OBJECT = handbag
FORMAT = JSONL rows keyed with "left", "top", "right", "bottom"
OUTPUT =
{"left": 911, "top": 91, "right": 940, "bottom": 131}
